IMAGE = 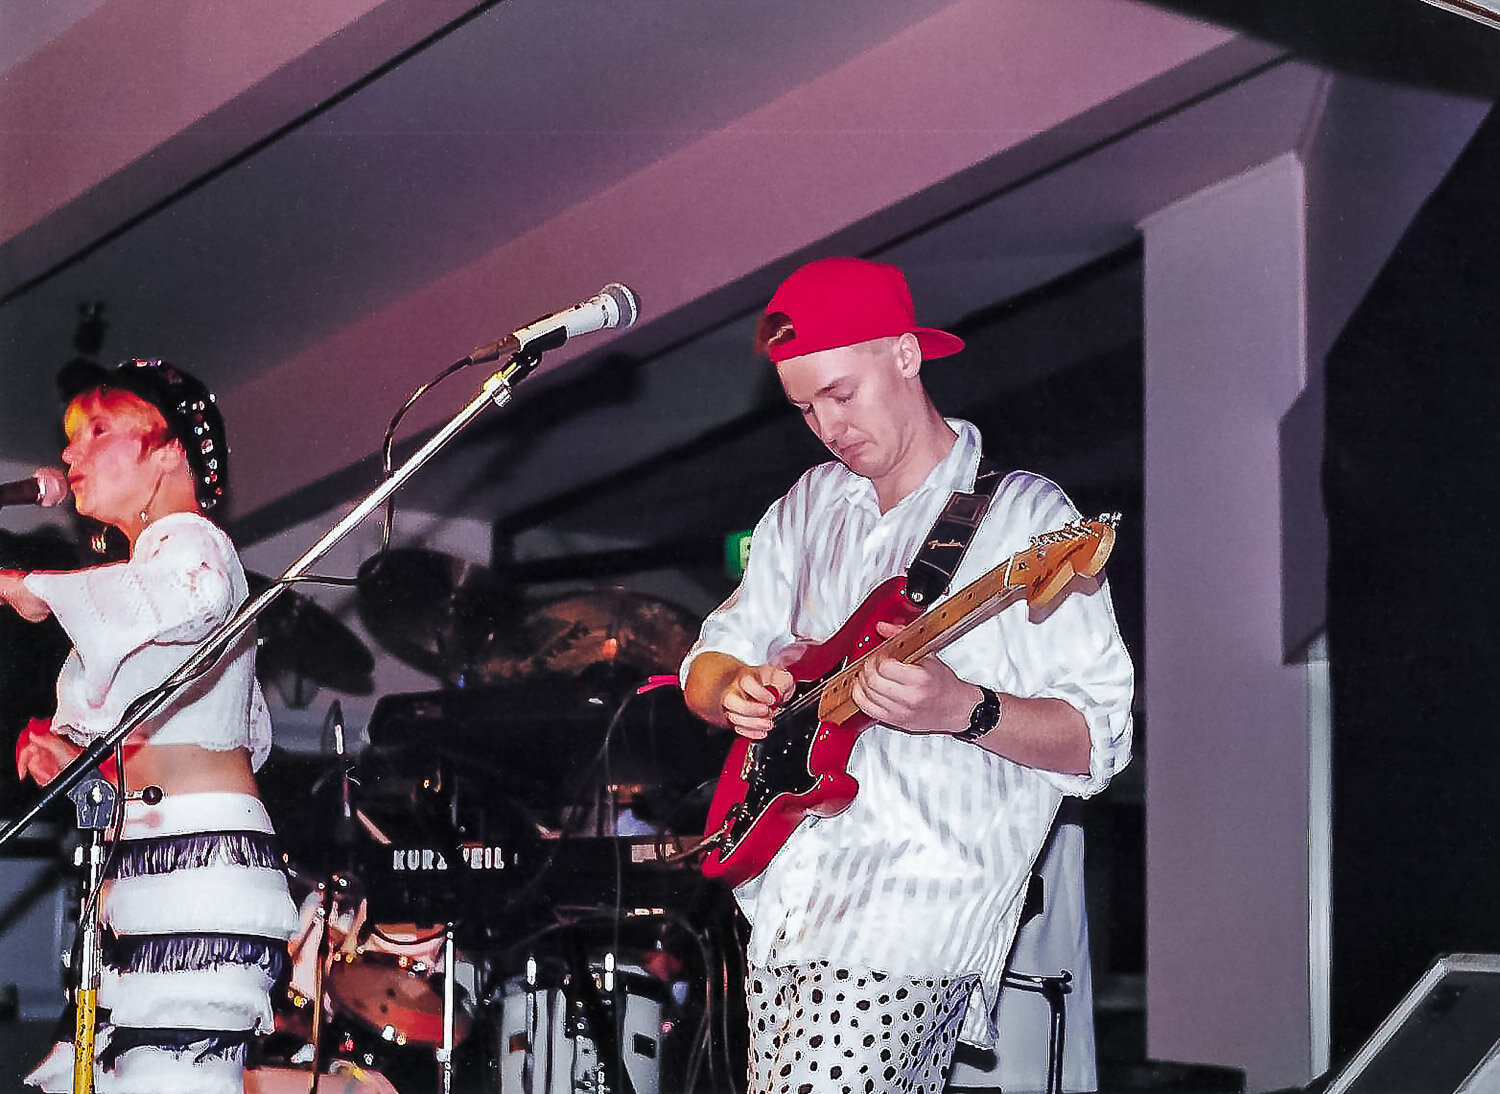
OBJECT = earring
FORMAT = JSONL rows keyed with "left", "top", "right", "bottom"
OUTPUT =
{"left": 140, "top": 468, "right": 165, "bottom": 529}
{"left": 91, "top": 530, "right": 109, "bottom": 555}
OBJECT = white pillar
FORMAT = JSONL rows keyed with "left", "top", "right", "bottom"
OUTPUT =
{"left": 1140, "top": 152, "right": 1316, "bottom": 1091}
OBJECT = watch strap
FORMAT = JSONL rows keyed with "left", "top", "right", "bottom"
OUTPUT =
{"left": 954, "top": 685, "right": 1000, "bottom": 743}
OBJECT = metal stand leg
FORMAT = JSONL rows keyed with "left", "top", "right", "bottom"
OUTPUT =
{"left": 523, "top": 953, "right": 540, "bottom": 1094}
{"left": 437, "top": 924, "right": 457, "bottom": 1094}
{"left": 67, "top": 777, "right": 116, "bottom": 1094}
{"left": 1000, "top": 969, "right": 1072, "bottom": 1094}
{"left": 1040, "top": 975, "right": 1069, "bottom": 1094}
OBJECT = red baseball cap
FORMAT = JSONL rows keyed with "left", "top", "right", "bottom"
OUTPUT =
{"left": 759, "top": 257, "right": 964, "bottom": 363}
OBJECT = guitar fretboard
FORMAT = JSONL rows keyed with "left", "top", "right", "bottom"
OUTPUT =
{"left": 815, "top": 519, "right": 1112, "bottom": 725}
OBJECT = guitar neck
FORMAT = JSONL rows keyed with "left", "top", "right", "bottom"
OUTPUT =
{"left": 812, "top": 515, "right": 1114, "bottom": 725}
{"left": 894, "top": 567, "right": 1024, "bottom": 665}
{"left": 816, "top": 563, "right": 1025, "bottom": 724}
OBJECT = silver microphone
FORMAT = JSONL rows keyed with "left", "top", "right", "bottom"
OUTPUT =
{"left": 0, "top": 467, "right": 69, "bottom": 508}
{"left": 466, "top": 283, "right": 640, "bottom": 365}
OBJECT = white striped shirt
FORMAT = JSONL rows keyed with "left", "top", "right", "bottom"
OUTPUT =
{"left": 681, "top": 420, "right": 1134, "bottom": 1045}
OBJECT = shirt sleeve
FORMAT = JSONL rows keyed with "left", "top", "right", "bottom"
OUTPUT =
{"left": 23, "top": 519, "right": 238, "bottom": 709}
{"left": 953, "top": 473, "right": 1135, "bottom": 798}
{"left": 679, "top": 484, "right": 804, "bottom": 685}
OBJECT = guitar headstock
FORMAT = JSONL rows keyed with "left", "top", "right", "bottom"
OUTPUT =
{"left": 1009, "top": 513, "right": 1120, "bottom": 607}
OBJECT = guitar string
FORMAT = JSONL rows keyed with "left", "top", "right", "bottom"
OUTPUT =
{"left": 759, "top": 522, "right": 1101, "bottom": 728}
{"left": 728, "top": 522, "right": 1104, "bottom": 851}
{"left": 769, "top": 583, "right": 1029, "bottom": 726}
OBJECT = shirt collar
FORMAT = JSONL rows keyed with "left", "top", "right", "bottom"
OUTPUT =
{"left": 841, "top": 418, "right": 982, "bottom": 513}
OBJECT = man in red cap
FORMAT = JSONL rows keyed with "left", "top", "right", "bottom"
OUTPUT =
{"left": 681, "top": 257, "right": 1134, "bottom": 1093}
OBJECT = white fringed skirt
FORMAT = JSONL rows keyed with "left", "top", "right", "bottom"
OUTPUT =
{"left": 26, "top": 792, "right": 299, "bottom": 1094}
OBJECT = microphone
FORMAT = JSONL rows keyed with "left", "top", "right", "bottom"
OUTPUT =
{"left": 0, "top": 468, "right": 69, "bottom": 508}
{"left": 465, "top": 282, "right": 640, "bottom": 365}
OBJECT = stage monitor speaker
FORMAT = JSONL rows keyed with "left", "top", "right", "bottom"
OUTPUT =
{"left": 0, "top": 854, "right": 70, "bottom": 1020}
{"left": 1327, "top": 954, "right": 1500, "bottom": 1094}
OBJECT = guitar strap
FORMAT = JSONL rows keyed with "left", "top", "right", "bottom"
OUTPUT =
{"left": 903, "top": 456, "right": 1004, "bottom": 608}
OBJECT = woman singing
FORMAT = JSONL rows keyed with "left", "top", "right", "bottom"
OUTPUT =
{"left": 0, "top": 358, "right": 297, "bottom": 1094}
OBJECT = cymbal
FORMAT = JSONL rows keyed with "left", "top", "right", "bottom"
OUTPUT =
{"left": 247, "top": 574, "right": 374, "bottom": 694}
{"left": 477, "top": 587, "right": 698, "bottom": 684}
{"left": 356, "top": 548, "right": 523, "bottom": 684}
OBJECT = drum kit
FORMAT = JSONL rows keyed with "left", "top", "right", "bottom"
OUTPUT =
{"left": 251, "top": 549, "right": 745, "bottom": 1094}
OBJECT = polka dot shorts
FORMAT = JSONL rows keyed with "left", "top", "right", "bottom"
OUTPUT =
{"left": 746, "top": 961, "right": 978, "bottom": 1094}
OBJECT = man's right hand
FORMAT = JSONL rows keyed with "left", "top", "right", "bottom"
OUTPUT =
{"left": 721, "top": 663, "right": 794, "bottom": 740}
{"left": 684, "top": 652, "right": 794, "bottom": 740}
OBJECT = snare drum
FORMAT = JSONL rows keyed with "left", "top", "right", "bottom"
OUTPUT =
{"left": 278, "top": 871, "right": 474, "bottom": 1050}
{"left": 327, "top": 924, "right": 475, "bottom": 1048}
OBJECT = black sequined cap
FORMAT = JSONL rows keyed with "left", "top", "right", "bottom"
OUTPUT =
{"left": 58, "top": 357, "right": 230, "bottom": 514}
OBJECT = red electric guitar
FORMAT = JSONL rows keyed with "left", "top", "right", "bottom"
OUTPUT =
{"left": 699, "top": 513, "right": 1119, "bottom": 887}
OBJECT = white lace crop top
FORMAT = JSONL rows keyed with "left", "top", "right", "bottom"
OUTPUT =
{"left": 24, "top": 511, "right": 273, "bottom": 768}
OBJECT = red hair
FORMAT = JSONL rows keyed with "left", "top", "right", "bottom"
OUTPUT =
{"left": 64, "top": 388, "right": 174, "bottom": 453}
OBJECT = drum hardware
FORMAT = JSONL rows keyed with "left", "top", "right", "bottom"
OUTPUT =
{"left": 566, "top": 941, "right": 624, "bottom": 1094}
{"left": 307, "top": 699, "right": 370, "bottom": 1092}
{"left": 259, "top": 606, "right": 744, "bottom": 1092}
{"left": 247, "top": 573, "right": 375, "bottom": 706}
{"left": 246, "top": 1060, "right": 401, "bottom": 1094}
{"left": 274, "top": 836, "right": 733, "bottom": 1093}
{"left": 438, "top": 927, "right": 459, "bottom": 1094}
{"left": 523, "top": 955, "right": 541, "bottom": 1094}
{"left": 491, "top": 948, "right": 675, "bottom": 1094}
{"left": 326, "top": 937, "right": 474, "bottom": 1050}
{"left": 278, "top": 867, "right": 480, "bottom": 1094}
{"left": 310, "top": 870, "right": 364, "bottom": 1090}
{"left": 361, "top": 680, "right": 725, "bottom": 842}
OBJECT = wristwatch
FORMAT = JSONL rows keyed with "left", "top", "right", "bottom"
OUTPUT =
{"left": 954, "top": 686, "right": 1000, "bottom": 743}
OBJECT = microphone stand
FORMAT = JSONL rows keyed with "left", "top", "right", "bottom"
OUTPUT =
{"left": 65, "top": 775, "right": 115, "bottom": 1094}
{"left": 0, "top": 346, "right": 545, "bottom": 849}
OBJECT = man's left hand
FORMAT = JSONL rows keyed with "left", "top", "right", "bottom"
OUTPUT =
{"left": 851, "top": 620, "right": 981, "bottom": 735}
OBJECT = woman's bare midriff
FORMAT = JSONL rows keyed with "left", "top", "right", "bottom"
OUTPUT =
{"left": 124, "top": 743, "right": 260, "bottom": 798}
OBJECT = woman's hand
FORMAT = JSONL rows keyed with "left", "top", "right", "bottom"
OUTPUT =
{"left": 0, "top": 569, "right": 51, "bottom": 623}
{"left": 16, "top": 720, "right": 82, "bottom": 786}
